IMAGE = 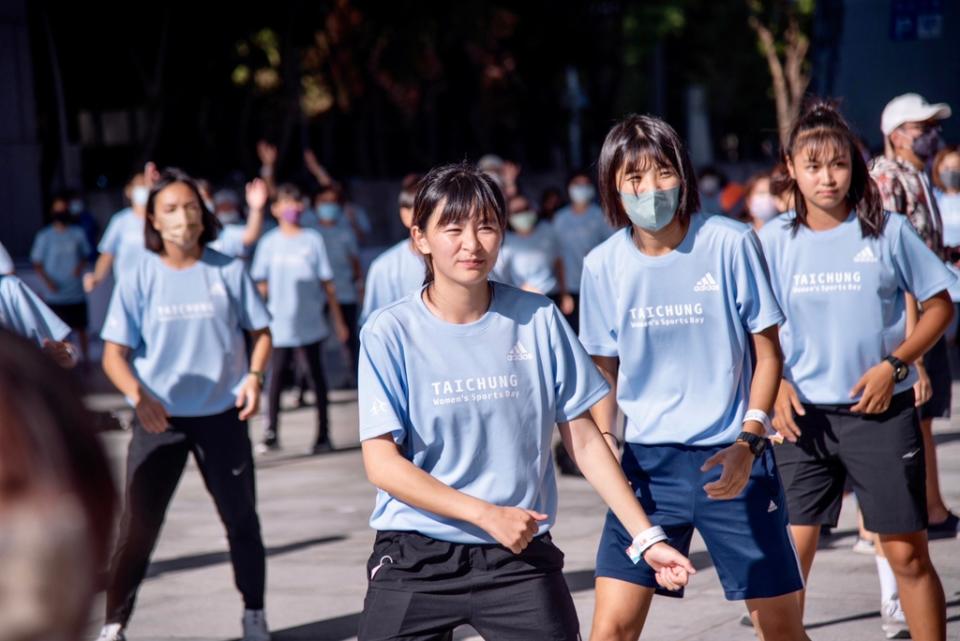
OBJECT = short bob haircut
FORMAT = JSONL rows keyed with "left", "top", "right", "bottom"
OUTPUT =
{"left": 144, "top": 168, "right": 221, "bottom": 254}
{"left": 597, "top": 114, "right": 700, "bottom": 229}
{"left": 412, "top": 162, "right": 506, "bottom": 284}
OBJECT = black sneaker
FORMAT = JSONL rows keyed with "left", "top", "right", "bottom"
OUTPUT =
{"left": 311, "top": 439, "right": 334, "bottom": 455}
{"left": 928, "top": 511, "right": 959, "bottom": 540}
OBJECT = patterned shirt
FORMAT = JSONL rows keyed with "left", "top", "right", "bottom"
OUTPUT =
{"left": 870, "top": 155, "right": 944, "bottom": 258}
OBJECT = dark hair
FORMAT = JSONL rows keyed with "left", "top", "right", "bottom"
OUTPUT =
{"left": 412, "top": 163, "right": 506, "bottom": 284}
{"left": 782, "top": 100, "right": 885, "bottom": 238}
{"left": 566, "top": 169, "right": 592, "bottom": 187}
{"left": 0, "top": 329, "right": 116, "bottom": 568}
{"left": 597, "top": 114, "right": 700, "bottom": 229}
{"left": 144, "top": 168, "right": 221, "bottom": 254}
{"left": 932, "top": 145, "right": 960, "bottom": 191}
{"left": 275, "top": 182, "right": 302, "bottom": 203}
{"left": 398, "top": 173, "right": 421, "bottom": 209}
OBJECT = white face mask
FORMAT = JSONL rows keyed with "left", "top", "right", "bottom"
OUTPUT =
{"left": 131, "top": 186, "right": 149, "bottom": 207}
{"left": 217, "top": 209, "right": 241, "bottom": 225}
{"left": 699, "top": 176, "right": 720, "bottom": 196}
{"left": 568, "top": 184, "right": 595, "bottom": 205}
{"left": 509, "top": 211, "right": 538, "bottom": 233}
{"left": 748, "top": 193, "right": 779, "bottom": 222}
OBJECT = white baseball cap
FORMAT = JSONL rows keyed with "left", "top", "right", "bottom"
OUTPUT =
{"left": 881, "top": 93, "right": 951, "bottom": 135}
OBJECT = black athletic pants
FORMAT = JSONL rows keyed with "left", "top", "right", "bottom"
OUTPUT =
{"left": 105, "top": 408, "right": 265, "bottom": 625}
{"left": 266, "top": 340, "right": 329, "bottom": 442}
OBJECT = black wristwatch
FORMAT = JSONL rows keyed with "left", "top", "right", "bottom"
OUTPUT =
{"left": 884, "top": 355, "right": 909, "bottom": 383}
{"left": 735, "top": 431, "right": 767, "bottom": 458}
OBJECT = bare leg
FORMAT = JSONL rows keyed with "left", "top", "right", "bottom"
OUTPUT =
{"left": 746, "top": 592, "right": 811, "bottom": 641}
{"left": 879, "top": 531, "right": 946, "bottom": 641}
{"left": 920, "top": 418, "right": 950, "bottom": 523}
{"left": 588, "top": 577, "right": 654, "bottom": 641}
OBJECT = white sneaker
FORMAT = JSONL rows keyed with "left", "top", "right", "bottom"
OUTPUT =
{"left": 242, "top": 609, "right": 271, "bottom": 641}
{"left": 881, "top": 598, "right": 910, "bottom": 639}
{"left": 96, "top": 623, "right": 126, "bottom": 641}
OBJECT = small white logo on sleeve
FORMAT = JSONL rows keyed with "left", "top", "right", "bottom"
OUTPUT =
{"left": 209, "top": 282, "right": 227, "bottom": 297}
{"left": 506, "top": 342, "right": 534, "bottom": 361}
{"left": 693, "top": 272, "right": 720, "bottom": 292}
{"left": 902, "top": 448, "right": 921, "bottom": 459}
{"left": 370, "top": 399, "right": 389, "bottom": 416}
{"left": 853, "top": 246, "right": 878, "bottom": 263}
{"left": 767, "top": 500, "right": 779, "bottom": 513}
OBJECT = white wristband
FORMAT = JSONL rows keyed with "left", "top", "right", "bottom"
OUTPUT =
{"left": 743, "top": 409, "right": 773, "bottom": 435}
{"left": 626, "top": 525, "right": 668, "bottom": 564}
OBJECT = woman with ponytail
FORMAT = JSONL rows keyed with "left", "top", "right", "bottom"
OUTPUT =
{"left": 760, "top": 101, "right": 953, "bottom": 641}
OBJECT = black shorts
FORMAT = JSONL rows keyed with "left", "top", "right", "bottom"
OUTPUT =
{"left": 358, "top": 530, "right": 579, "bottom": 641}
{"left": 920, "top": 334, "right": 951, "bottom": 420}
{"left": 774, "top": 390, "right": 927, "bottom": 534}
{"left": 48, "top": 301, "right": 88, "bottom": 330}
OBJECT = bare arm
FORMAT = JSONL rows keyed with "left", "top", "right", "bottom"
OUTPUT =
{"left": 84, "top": 253, "right": 114, "bottom": 292}
{"left": 102, "top": 341, "right": 169, "bottom": 432}
{"left": 323, "top": 280, "right": 350, "bottom": 343}
{"left": 256, "top": 281, "right": 268, "bottom": 300}
{"left": 743, "top": 325, "right": 782, "bottom": 436}
{"left": 236, "top": 328, "right": 272, "bottom": 420}
{"left": 32, "top": 263, "right": 58, "bottom": 293}
{"left": 588, "top": 355, "right": 620, "bottom": 457}
{"left": 362, "top": 435, "right": 546, "bottom": 553}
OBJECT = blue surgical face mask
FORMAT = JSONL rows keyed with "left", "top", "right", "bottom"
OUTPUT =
{"left": 569, "top": 184, "right": 595, "bottom": 205}
{"left": 316, "top": 202, "right": 342, "bottom": 222}
{"left": 621, "top": 186, "right": 680, "bottom": 232}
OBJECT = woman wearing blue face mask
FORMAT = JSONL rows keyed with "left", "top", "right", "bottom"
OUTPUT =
{"left": 251, "top": 183, "right": 350, "bottom": 453}
{"left": 310, "top": 185, "right": 363, "bottom": 382}
{"left": 581, "top": 114, "right": 809, "bottom": 641}
{"left": 551, "top": 172, "right": 615, "bottom": 333}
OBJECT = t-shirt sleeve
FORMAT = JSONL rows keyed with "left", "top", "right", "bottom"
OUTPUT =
{"left": 100, "top": 273, "right": 143, "bottom": 349}
{"left": 1, "top": 277, "right": 70, "bottom": 343}
{"left": 345, "top": 229, "right": 360, "bottom": 257}
{"left": 313, "top": 234, "right": 334, "bottom": 281}
{"left": 732, "top": 229, "right": 785, "bottom": 333}
{"left": 577, "top": 257, "right": 618, "bottom": 356}
{"left": 892, "top": 217, "right": 956, "bottom": 300}
{"left": 549, "top": 305, "right": 611, "bottom": 423}
{"left": 357, "top": 320, "right": 408, "bottom": 442}
{"left": 97, "top": 216, "right": 122, "bottom": 255}
{"left": 235, "top": 266, "right": 272, "bottom": 331}
{"left": 250, "top": 241, "right": 269, "bottom": 282}
{"left": 29, "top": 232, "right": 46, "bottom": 264}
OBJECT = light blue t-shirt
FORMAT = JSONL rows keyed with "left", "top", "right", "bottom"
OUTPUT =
{"left": 759, "top": 211, "right": 956, "bottom": 405}
{"left": 499, "top": 223, "right": 561, "bottom": 295}
{"left": 359, "top": 282, "right": 610, "bottom": 544}
{"left": 0, "top": 242, "right": 13, "bottom": 274}
{"left": 315, "top": 224, "right": 360, "bottom": 304}
{"left": 101, "top": 248, "right": 271, "bottom": 417}
{"left": 208, "top": 223, "right": 250, "bottom": 260}
{"left": 0, "top": 275, "right": 71, "bottom": 344}
{"left": 580, "top": 214, "right": 784, "bottom": 446}
{"left": 359, "top": 239, "right": 425, "bottom": 324}
{"left": 552, "top": 203, "right": 615, "bottom": 293}
{"left": 30, "top": 226, "right": 91, "bottom": 304}
{"left": 251, "top": 227, "right": 334, "bottom": 347}
{"left": 98, "top": 208, "right": 148, "bottom": 280}
{"left": 935, "top": 191, "right": 960, "bottom": 248}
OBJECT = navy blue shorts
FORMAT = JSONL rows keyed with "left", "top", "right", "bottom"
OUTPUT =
{"left": 596, "top": 443, "right": 804, "bottom": 601}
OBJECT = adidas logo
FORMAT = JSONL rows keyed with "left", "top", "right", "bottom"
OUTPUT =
{"left": 693, "top": 272, "right": 720, "bottom": 292}
{"left": 209, "top": 282, "right": 227, "bottom": 297}
{"left": 853, "top": 246, "right": 877, "bottom": 263}
{"left": 370, "top": 399, "right": 389, "bottom": 416}
{"left": 506, "top": 342, "right": 534, "bottom": 362}
{"left": 767, "top": 500, "right": 778, "bottom": 513}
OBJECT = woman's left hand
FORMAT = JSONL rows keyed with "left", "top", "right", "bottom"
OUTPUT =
{"left": 849, "top": 362, "right": 895, "bottom": 414}
{"left": 236, "top": 374, "right": 262, "bottom": 420}
{"left": 700, "top": 443, "right": 754, "bottom": 500}
{"left": 643, "top": 542, "right": 696, "bottom": 591}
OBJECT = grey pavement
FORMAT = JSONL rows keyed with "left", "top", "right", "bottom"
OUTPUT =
{"left": 84, "top": 368, "right": 960, "bottom": 641}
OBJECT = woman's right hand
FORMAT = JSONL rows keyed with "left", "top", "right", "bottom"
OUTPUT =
{"left": 135, "top": 389, "right": 170, "bottom": 433}
{"left": 772, "top": 379, "right": 805, "bottom": 443}
{"left": 477, "top": 505, "right": 548, "bottom": 554}
{"left": 643, "top": 541, "right": 697, "bottom": 591}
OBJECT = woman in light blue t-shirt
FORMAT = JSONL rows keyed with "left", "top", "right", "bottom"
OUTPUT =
{"left": 97, "top": 169, "right": 274, "bottom": 641}
{"left": 356, "top": 163, "right": 692, "bottom": 641}
{"left": 761, "top": 102, "right": 953, "bottom": 641}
